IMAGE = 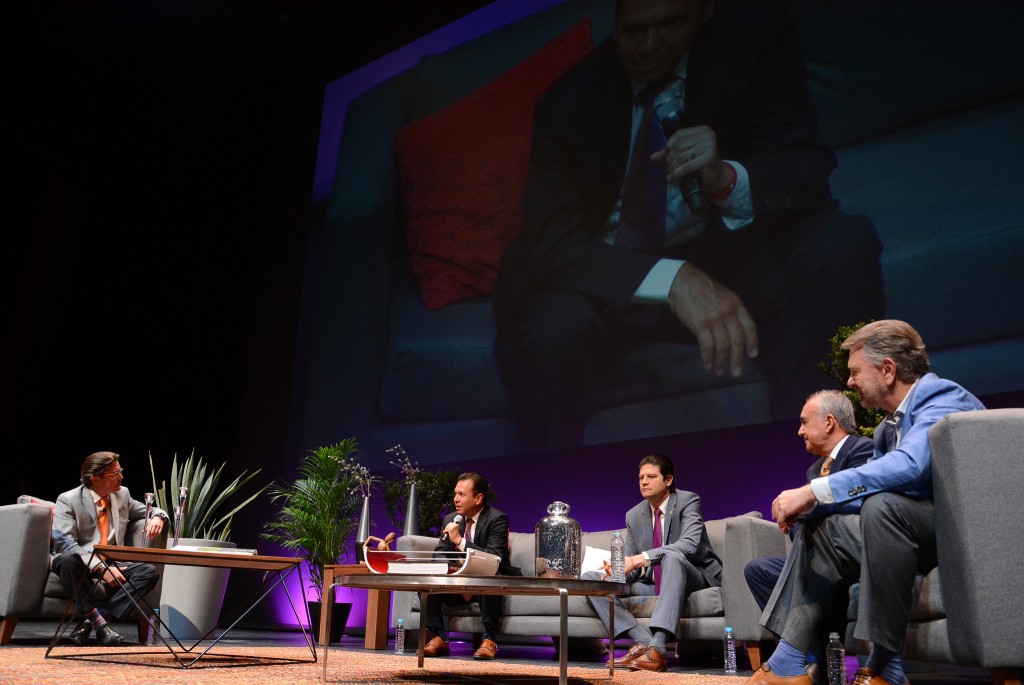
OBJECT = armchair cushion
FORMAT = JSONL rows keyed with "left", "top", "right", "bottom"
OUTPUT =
{"left": 395, "top": 18, "right": 594, "bottom": 310}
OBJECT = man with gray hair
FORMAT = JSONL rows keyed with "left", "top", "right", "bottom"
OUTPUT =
{"left": 743, "top": 389, "right": 873, "bottom": 672}
{"left": 750, "top": 321, "right": 985, "bottom": 685}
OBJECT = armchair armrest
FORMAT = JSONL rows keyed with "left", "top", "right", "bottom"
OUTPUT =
{"left": 0, "top": 504, "right": 52, "bottom": 616}
{"left": 930, "top": 408, "right": 1024, "bottom": 668}
{"left": 722, "top": 513, "right": 788, "bottom": 642}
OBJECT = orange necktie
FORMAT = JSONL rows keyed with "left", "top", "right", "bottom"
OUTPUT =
{"left": 97, "top": 496, "right": 110, "bottom": 544}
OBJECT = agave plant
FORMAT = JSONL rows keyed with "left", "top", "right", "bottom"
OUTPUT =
{"left": 261, "top": 439, "right": 363, "bottom": 602}
{"left": 149, "top": 450, "right": 268, "bottom": 541}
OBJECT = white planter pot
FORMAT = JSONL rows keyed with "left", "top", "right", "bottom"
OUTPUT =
{"left": 160, "top": 537, "right": 235, "bottom": 640}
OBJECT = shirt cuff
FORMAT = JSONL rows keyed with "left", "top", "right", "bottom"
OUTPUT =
{"left": 633, "top": 259, "right": 685, "bottom": 302}
{"left": 717, "top": 161, "right": 754, "bottom": 231}
{"left": 811, "top": 476, "right": 836, "bottom": 504}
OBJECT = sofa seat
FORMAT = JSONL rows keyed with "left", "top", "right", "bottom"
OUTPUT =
{"left": 392, "top": 512, "right": 774, "bottom": 666}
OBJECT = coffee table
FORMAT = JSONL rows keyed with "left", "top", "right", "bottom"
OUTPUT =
{"left": 323, "top": 574, "right": 628, "bottom": 685}
{"left": 45, "top": 545, "right": 316, "bottom": 668}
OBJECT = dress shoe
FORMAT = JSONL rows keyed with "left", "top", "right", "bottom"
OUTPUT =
{"left": 851, "top": 667, "right": 911, "bottom": 685}
{"left": 95, "top": 623, "right": 125, "bottom": 647}
{"left": 473, "top": 638, "right": 498, "bottom": 660}
{"left": 610, "top": 641, "right": 647, "bottom": 667}
{"left": 745, "top": 663, "right": 813, "bottom": 685}
{"left": 628, "top": 646, "right": 668, "bottom": 672}
{"left": 68, "top": 619, "right": 92, "bottom": 646}
{"left": 423, "top": 635, "right": 450, "bottom": 657}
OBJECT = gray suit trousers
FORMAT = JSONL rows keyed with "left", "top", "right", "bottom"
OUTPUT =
{"left": 762, "top": 493, "right": 936, "bottom": 653}
{"left": 583, "top": 551, "right": 709, "bottom": 637}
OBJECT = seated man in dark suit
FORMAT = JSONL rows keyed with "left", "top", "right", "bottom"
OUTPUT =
{"left": 744, "top": 390, "right": 872, "bottom": 671}
{"left": 52, "top": 451, "right": 168, "bottom": 646}
{"left": 422, "top": 472, "right": 519, "bottom": 661}
{"left": 494, "top": 0, "right": 883, "bottom": 451}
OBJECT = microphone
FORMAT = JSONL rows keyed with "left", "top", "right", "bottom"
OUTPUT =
{"left": 653, "top": 90, "right": 707, "bottom": 216}
{"left": 144, "top": 492, "right": 155, "bottom": 547}
{"left": 173, "top": 487, "right": 189, "bottom": 548}
{"left": 442, "top": 514, "right": 464, "bottom": 542}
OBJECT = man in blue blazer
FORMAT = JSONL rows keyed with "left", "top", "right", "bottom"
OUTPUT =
{"left": 744, "top": 389, "right": 873, "bottom": 668}
{"left": 494, "top": 0, "right": 884, "bottom": 451}
{"left": 582, "top": 454, "right": 722, "bottom": 672}
{"left": 53, "top": 452, "right": 168, "bottom": 646}
{"left": 752, "top": 321, "right": 985, "bottom": 685}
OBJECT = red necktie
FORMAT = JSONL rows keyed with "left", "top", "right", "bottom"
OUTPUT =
{"left": 653, "top": 507, "right": 663, "bottom": 594}
{"left": 616, "top": 85, "right": 668, "bottom": 251}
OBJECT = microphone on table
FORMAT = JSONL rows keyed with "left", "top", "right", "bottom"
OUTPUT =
{"left": 442, "top": 514, "right": 464, "bottom": 542}
{"left": 653, "top": 90, "right": 707, "bottom": 217}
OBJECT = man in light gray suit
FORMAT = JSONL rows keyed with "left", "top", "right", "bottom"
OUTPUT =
{"left": 583, "top": 454, "right": 722, "bottom": 672}
{"left": 751, "top": 321, "right": 985, "bottom": 685}
{"left": 52, "top": 451, "right": 168, "bottom": 646}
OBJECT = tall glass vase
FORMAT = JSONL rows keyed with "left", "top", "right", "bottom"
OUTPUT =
{"left": 402, "top": 482, "right": 420, "bottom": 538}
{"left": 356, "top": 495, "right": 371, "bottom": 562}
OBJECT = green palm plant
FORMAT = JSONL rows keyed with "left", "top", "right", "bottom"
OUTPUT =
{"left": 261, "top": 439, "right": 363, "bottom": 602}
{"left": 149, "top": 450, "right": 268, "bottom": 542}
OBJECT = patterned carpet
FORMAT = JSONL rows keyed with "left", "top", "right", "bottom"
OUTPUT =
{"left": 3, "top": 646, "right": 750, "bottom": 685}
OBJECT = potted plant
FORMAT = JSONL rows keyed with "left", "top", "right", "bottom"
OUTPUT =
{"left": 261, "top": 438, "right": 366, "bottom": 642}
{"left": 149, "top": 450, "right": 268, "bottom": 640}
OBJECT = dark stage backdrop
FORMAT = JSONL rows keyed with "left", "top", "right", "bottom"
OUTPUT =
{"left": 4, "top": 0, "right": 1023, "bottom": 634}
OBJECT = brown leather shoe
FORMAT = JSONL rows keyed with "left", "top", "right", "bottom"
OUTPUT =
{"left": 628, "top": 646, "right": 668, "bottom": 672}
{"left": 851, "top": 667, "right": 911, "bottom": 685}
{"left": 423, "top": 635, "right": 450, "bottom": 657}
{"left": 610, "top": 641, "right": 647, "bottom": 667}
{"left": 473, "top": 638, "right": 498, "bottom": 660}
{"left": 745, "top": 663, "right": 813, "bottom": 685}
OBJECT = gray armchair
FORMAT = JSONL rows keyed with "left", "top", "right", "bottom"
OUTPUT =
{"left": 845, "top": 408, "right": 1024, "bottom": 684}
{"left": 0, "top": 499, "right": 165, "bottom": 644}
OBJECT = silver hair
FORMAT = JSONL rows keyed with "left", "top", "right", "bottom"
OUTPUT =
{"left": 806, "top": 389, "right": 857, "bottom": 434}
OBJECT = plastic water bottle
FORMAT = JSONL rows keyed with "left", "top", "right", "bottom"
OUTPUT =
{"left": 146, "top": 608, "right": 160, "bottom": 646}
{"left": 610, "top": 530, "right": 626, "bottom": 583}
{"left": 827, "top": 631, "right": 847, "bottom": 685}
{"left": 394, "top": 618, "right": 405, "bottom": 654}
{"left": 723, "top": 626, "right": 737, "bottom": 673}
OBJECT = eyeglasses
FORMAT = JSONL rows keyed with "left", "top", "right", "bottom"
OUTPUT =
{"left": 102, "top": 468, "right": 125, "bottom": 478}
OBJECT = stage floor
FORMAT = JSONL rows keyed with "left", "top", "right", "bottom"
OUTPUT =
{"left": 8, "top": 619, "right": 995, "bottom": 685}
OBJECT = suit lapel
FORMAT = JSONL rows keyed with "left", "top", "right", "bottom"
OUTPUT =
{"left": 596, "top": 40, "right": 635, "bottom": 214}
{"left": 81, "top": 487, "right": 101, "bottom": 543}
{"left": 662, "top": 491, "right": 678, "bottom": 544}
{"left": 109, "top": 491, "right": 121, "bottom": 545}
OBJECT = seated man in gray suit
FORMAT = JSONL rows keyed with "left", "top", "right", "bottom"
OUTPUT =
{"left": 744, "top": 390, "right": 873, "bottom": 670}
{"left": 582, "top": 454, "right": 722, "bottom": 672}
{"left": 752, "top": 320, "right": 985, "bottom": 685}
{"left": 52, "top": 451, "right": 168, "bottom": 646}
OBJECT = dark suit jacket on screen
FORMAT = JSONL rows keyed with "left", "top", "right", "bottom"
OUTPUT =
{"left": 495, "top": 0, "right": 835, "bottom": 328}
